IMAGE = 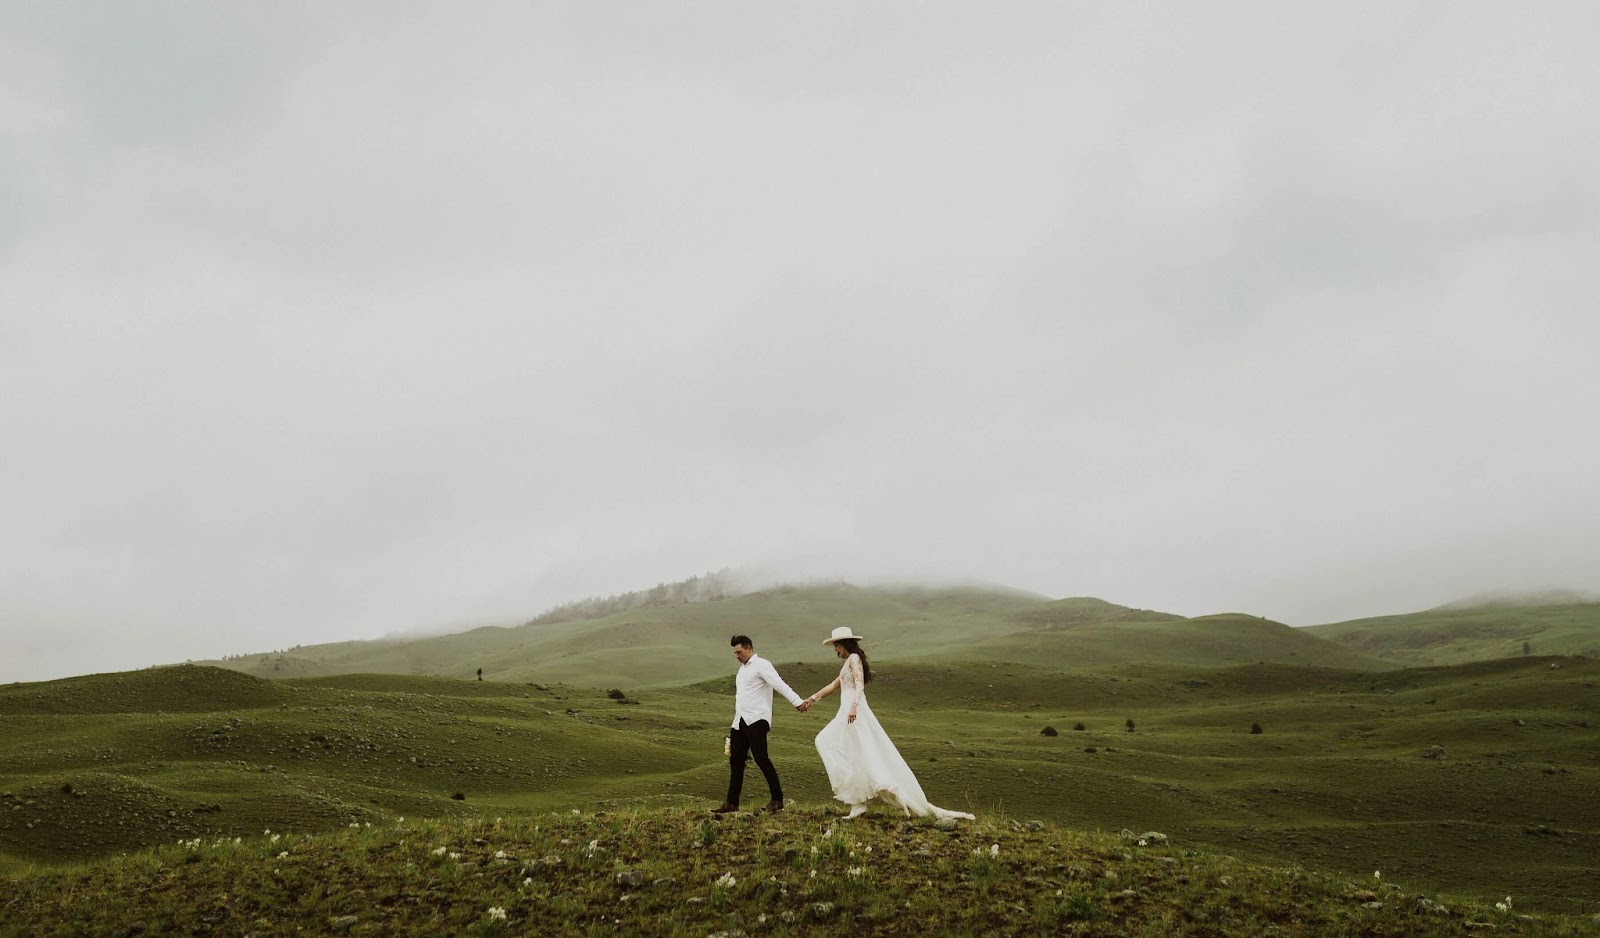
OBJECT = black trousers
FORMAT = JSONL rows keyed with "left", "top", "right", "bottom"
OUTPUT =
{"left": 726, "top": 718, "right": 782, "bottom": 806}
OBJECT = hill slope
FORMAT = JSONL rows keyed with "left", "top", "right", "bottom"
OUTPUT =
{"left": 198, "top": 583, "right": 1391, "bottom": 685}
{"left": 2, "top": 657, "right": 1596, "bottom": 912}
{"left": 1305, "top": 603, "right": 1600, "bottom": 667}
{"left": 0, "top": 665, "right": 293, "bottom": 715}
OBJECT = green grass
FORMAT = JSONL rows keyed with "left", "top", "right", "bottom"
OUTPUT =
{"left": 3, "top": 654, "right": 1598, "bottom": 921}
{"left": 194, "top": 583, "right": 1397, "bottom": 686}
{"left": 1306, "top": 603, "right": 1600, "bottom": 667}
{"left": 3, "top": 808, "right": 1593, "bottom": 937}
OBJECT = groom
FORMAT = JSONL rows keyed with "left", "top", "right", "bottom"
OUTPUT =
{"left": 713, "top": 634, "right": 810, "bottom": 815}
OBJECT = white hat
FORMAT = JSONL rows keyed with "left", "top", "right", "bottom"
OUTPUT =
{"left": 823, "top": 626, "right": 864, "bottom": 645}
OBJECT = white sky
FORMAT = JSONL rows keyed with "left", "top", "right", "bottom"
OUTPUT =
{"left": 4, "top": 3, "right": 1598, "bottom": 683}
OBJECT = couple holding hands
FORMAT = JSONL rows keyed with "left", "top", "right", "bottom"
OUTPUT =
{"left": 711, "top": 628, "right": 974, "bottom": 821}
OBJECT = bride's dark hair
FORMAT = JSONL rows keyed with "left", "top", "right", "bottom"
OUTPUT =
{"left": 834, "top": 638, "right": 873, "bottom": 684}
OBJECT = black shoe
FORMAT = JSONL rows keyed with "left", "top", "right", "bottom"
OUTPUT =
{"left": 710, "top": 803, "right": 739, "bottom": 814}
{"left": 763, "top": 800, "right": 784, "bottom": 814}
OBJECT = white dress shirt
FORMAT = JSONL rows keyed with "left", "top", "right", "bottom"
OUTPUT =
{"left": 732, "top": 652, "right": 805, "bottom": 728}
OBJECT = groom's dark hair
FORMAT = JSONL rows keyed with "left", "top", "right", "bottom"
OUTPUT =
{"left": 731, "top": 635, "right": 753, "bottom": 648}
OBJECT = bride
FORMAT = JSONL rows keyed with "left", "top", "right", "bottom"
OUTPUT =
{"left": 804, "top": 627, "right": 975, "bottom": 821}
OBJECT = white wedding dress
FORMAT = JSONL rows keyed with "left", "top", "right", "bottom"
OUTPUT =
{"left": 814, "top": 653, "right": 974, "bottom": 820}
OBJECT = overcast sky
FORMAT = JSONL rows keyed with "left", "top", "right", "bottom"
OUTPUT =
{"left": 4, "top": 3, "right": 1598, "bottom": 683}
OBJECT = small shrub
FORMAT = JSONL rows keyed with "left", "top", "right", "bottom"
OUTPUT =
{"left": 1125, "top": 719, "right": 1135, "bottom": 733}
{"left": 1073, "top": 722, "right": 1086, "bottom": 732}
{"left": 607, "top": 689, "right": 626, "bottom": 701}
{"left": 1059, "top": 892, "right": 1095, "bottom": 922}
{"left": 1041, "top": 726, "right": 1058, "bottom": 737}
{"left": 451, "top": 792, "right": 466, "bottom": 801}
{"left": 1250, "top": 723, "right": 1263, "bottom": 734}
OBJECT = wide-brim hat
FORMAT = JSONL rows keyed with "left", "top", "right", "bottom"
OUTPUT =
{"left": 823, "top": 626, "right": 864, "bottom": 645}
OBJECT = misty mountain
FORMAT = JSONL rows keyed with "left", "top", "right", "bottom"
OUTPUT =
{"left": 196, "top": 579, "right": 1395, "bottom": 686}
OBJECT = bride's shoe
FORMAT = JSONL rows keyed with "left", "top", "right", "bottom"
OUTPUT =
{"left": 843, "top": 803, "right": 868, "bottom": 820}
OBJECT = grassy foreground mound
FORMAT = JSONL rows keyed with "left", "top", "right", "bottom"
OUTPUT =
{"left": 3, "top": 807, "right": 1591, "bottom": 937}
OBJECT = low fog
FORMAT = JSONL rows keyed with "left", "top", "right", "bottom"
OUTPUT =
{"left": 4, "top": 4, "right": 1599, "bottom": 683}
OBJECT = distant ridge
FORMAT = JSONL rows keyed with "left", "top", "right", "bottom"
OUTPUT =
{"left": 1431, "top": 587, "right": 1600, "bottom": 611}
{"left": 525, "top": 568, "right": 750, "bottom": 625}
{"left": 1305, "top": 596, "right": 1600, "bottom": 666}
{"left": 192, "top": 579, "right": 1394, "bottom": 684}
{"left": 0, "top": 664, "right": 290, "bottom": 716}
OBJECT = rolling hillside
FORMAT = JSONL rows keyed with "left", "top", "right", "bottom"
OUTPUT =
{"left": 1305, "top": 602, "right": 1600, "bottom": 667}
{"left": 3, "top": 656, "right": 1596, "bottom": 912}
{"left": 198, "top": 583, "right": 1393, "bottom": 685}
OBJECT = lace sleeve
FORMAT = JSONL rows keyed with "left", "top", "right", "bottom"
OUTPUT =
{"left": 846, "top": 654, "right": 864, "bottom": 695}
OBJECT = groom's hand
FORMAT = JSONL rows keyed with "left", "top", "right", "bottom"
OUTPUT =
{"left": 795, "top": 700, "right": 811, "bottom": 712}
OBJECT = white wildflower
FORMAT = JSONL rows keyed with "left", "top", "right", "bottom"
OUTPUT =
{"left": 570, "top": 809, "right": 580, "bottom": 816}
{"left": 495, "top": 850, "right": 508, "bottom": 859}
{"left": 487, "top": 906, "right": 507, "bottom": 921}
{"left": 270, "top": 834, "right": 281, "bottom": 844}
{"left": 848, "top": 867, "right": 864, "bottom": 878}
{"left": 432, "top": 847, "right": 448, "bottom": 856}
{"left": 809, "top": 870, "right": 817, "bottom": 878}
{"left": 277, "top": 851, "right": 289, "bottom": 859}
{"left": 1373, "top": 871, "right": 1380, "bottom": 880}
{"left": 990, "top": 843, "right": 1000, "bottom": 858}
{"left": 715, "top": 872, "right": 737, "bottom": 889}
{"left": 449, "top": 852, "right": 461, "bottom": 860}
{"left": 349, "top": 823, "right": 361, "bottom": 829}
{"left": 522, "top": 877, "right": 533, "bottom": 887}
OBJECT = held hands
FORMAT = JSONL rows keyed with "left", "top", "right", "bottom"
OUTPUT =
{"left": 795, "top": 699, "right": 812, "bottom": 712}
{"left": 847, "top": 709, "right": 857, "bottom": 724}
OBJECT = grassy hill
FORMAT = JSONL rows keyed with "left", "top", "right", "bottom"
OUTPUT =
{"left": 1305, "top": 603, "right": 1600, "bottom": 667}
{"left": 198, "top": 583, "right": 1394, "bottom": 686}
{"left": 5, "top": 807, "right": 1594, "bottom": 937}
{"left": 2, "top": 656, "right": 1596, "bottom": 916}
{"left": 0, "top": 665, "right": 294, "bottom": 715}
{"left": 962, "top": 609, "right": 1395, "bottom": 671}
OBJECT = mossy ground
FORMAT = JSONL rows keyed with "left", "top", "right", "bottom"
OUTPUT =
{"left": 3, "top": 807, "right": 1593, "bottom": 937}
